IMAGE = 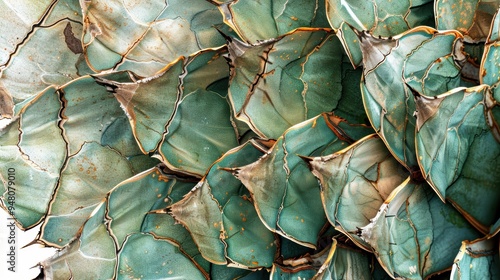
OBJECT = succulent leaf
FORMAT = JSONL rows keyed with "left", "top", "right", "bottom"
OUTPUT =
{"left": 326, "top": 0, "right": 435, "bottom": 67}
{"left": 233, "top": 113, "right": 373, "bottom": 247}
{"left": 415, "top": 85, "right": 500, "bottom": 234}
{"left": 0, "top": 0, "right": 87, "bottom": 119}
{"left": 435, "top": 0, "right": 500, "bottom": 42}
{"left": 227, "top": 28, "right": 368, "bottom": 139}
{"left": 171, "top": 139, "right": 276, "bottom": 268}
{"left": 450, "top": 237, "right": 500, "bottom": 279}
{"left": 81, "top": 0, "right": 227, "bottom": 76}
{"left": 218, "top": 0, "right": 329, "bottom": 44}
{"left": 307, "top": 134, "right": 409, "bottom": 251}
{"left": 360, "top": 179, "right": 483, "bottom": 279}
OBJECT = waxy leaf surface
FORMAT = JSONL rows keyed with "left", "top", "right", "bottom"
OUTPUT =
{"left": 219, "top": 0, "right": 329, "bottom": 44}
{"left": 361, "top": 179, "right": 482, "bottom": 279}
{"left": 171, "top": 140, "right": 276, "bottom": 268}
{"left": 227, "top": 28, "right": 368, "bottom": 139}
{"left": 233, "top": 113, "right": 373, "bottom": 247}
{"left": 326, "top": 0, "right": 434, "bottom": 66}
{"left": 307, "top": 134, "right": 409, "bottom": 251}
{"left": 81, "top": 0, "right": 226, "bottom": 76}
{"left": 435, "top": 0, "right": 500, "bottom": 42}
{"left": 415, "top": 85, "right": 500, "bottom": 234}
{"left": 450, "top": 237, "right": 500, "bottom": 279}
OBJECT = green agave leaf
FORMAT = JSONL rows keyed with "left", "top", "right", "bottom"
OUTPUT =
{"left": 0, "top": 0, "right": 88, "bottom": 119}
{"left": 158, "top": 87, "right": 239, "bottom": 178}
{"left": 360, "top": 178, "right": 483, "bottom": 279}
{"left": 218, "top": 0, "right": 329, "bottom": 44}
{"left": 404, "top": 31, "right": 477, "bottom": 97}
{"left": 360, "top": 27, "right": 471, "bottom": 172}
{"left": 481, "top": 8, "right": 500, "bottom": 86}
{"left": 326, "top": 0, "right": 434, "bottom": 67}
{"left": 42, "top": 166, "right": 208, "bottom": 279}
{"left": 0, "top": 87, "right": 66, "bottom": 229}
{"left": 117, "top": 233, "right": 206, "bottom": 279}
{"left": 95, "top": 47, "right": 230, "bottom": 154}
{"left": 81, "top": 0, "right": 226, "bottom": 76}
{"left": 171, "top": 139, "right": 276, "bottom": 268}
{"left": 415, "top": 85, "right": 500, "bottom": 234}
{"left": 41, "top": 203, "right": 117, "bottom": 279}
{"left": 210, "top": 265, "right": 270, "bottom": 279}
{"left": 227, "top": 28, "right": 368, "bottom": 139}
{"left": 0, "top": 74, "right": 157, "bottom": 244}
{"left": 435, "top": 0, "right": 500, "bottom": 42}
{"left": 313, "top": 238, "right": 391, "bottom": 280}
{"left": 306, "top": 134, "right": 409, "bottom": 251}
{"left": 450, "top": 237, "right": 500, "bottom": 279}
{"left": 232, "top": 113, "right": 373, "bottom": 247}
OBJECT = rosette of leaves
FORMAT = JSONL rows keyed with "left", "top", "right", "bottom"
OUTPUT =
{"left": 1, "top": 1, "right": 499, "bottom": 279}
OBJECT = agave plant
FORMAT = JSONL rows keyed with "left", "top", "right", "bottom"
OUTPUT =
{"left": 1, "top": 0, "right": 499, "bottom": 279}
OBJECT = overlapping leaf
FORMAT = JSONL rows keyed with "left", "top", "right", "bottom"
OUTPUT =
{"left": 306, "top": 134, "right": 409, "bottom": 251}
{"left": 217, "top": 0, "right": 329, "bottom": 44}
{"left": 435, "top": 0, "right": 500, "bottom": 42}
{"left": 41, "top": 166, "right": 210, "bottom": 279}
{"left": 450, "top": 237, "right": 500, "bottom": 279}
{"left": 326, "top": 0, "right": 435, "bottom": 66}
{"left": 232, "top": 113, "right": 373, "bottom": 247}
{"left": 97, "top": 48, "right": 239, "bottom": 178}
{"left": 0, "top": 74, "right": 157, "bottom": 247}
{"left": 0, "top": 0, "right": 89, "bottom": 119}
{"left": 360, "top": 179, "right": 482, "bottom": 279}
{"left": 414, "top": 85, "right": 500, "bottom": 234}
{"left": 360, "top": 27, "right": 472, "bottom": 172}
{"left": 227, "top": 28, "right": 368, "bottom": 139}
{"left": 171, "top": 139, "right": 276, "bottom": 268}
{"left": 81, "top": 0, "right": 227, "bottom": 76}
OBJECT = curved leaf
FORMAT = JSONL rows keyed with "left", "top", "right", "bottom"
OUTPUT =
{"left": 232, "top": 113, "right": 373, "bottom": 247}
{"left": 481, "top": 7, "right": 500, "bottom": 86}
{"left": 326, "top": 0, "right": 434, "bottom": 66}
{"left": 227, "top": 28, "right": 368, "bottom": 139}
{"left": 219, "top": 0, "right": 329, "bottom": 43}
{"left": 450, "top": 237, "right": 500, "bottom": 280}
{"left": 360, "top": 179, "right": 482, "bottom": 279}
{"left": 435, "top": 0, "right": 499, "bottom": 42}
{"left": 81, "top": 0, "right": 226, "bottom": 76}
{"left": 171, "top": 139, "right": 276, "bottom": 268}
{"left": 360, "top": 27, "right": 469, "bottom": 171}
{"left": 307, "top": 134, "right": 409, "bottom": 251}
{"left": 0, "top": 0, "right": 88, "bottom": 119}
{"left": 415, "top": 85, "right": 500, "bottom": 234}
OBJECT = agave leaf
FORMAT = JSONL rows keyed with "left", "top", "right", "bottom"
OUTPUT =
{"left": 41, "top": 166, "right": 208, "bottom": 278}
{"left": 414, "top": 85, "right": 500, "bottom": 234}
{"left": 171, "top": 139, "right": 276, "bottom": 268}
{"left": 158, "top": 88, "right": 239, "bottom": 178}
{"left": 360, "top": 27, "right": 472, "bottom": 172}
{"left": 450, "top": 237, "right": 500, "bottom": 279}
{"left": 404, "top": 31, "right": 478, "bottom": 96}
{"left": 81, "top": 0, "right": 226, "bottom": 76}
{"left": 313, "top": 238, "right": 392, "bottom": 280}
{"left": 210, "top": 265, "right": 270, "bottom": 279}
{"left": 306, "top": 134, "right": 409, "bottom": 251}
{"left": 481, "top": 8, "right": 500, "bottom": 86}
{"left": 360, "top": 178, "right": 482, "bottom": 279}
{"left": 232, "top": 113, "right": 373, "bottom": 247}
{"left": 0, "top": 74, "right": 157, "bottom": 245}
{"left": 95, "top": 47, "right": 230, "bottom": 154}
{"left": 0, "top": 87, "right": 66, "bottom": 228}
{"left": 227, "top": 28, "right": 368, "bottom": 139}
{"left": 218, "top": 0, "right": 329, "bottom": 44}
{"left": 41, "top": 203, "right": 117, "bottom": 279}
{"left": 0, "top": 0, "right": 88, "bottom": 119}
{"left": 435, "top": 0, "right": 500, "bottom": 42}
{"left": 117, "top": 233, "right": 207, "bottom": 279}
{"left": 325, "top": 0, "right": 434, "bottom": 67}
